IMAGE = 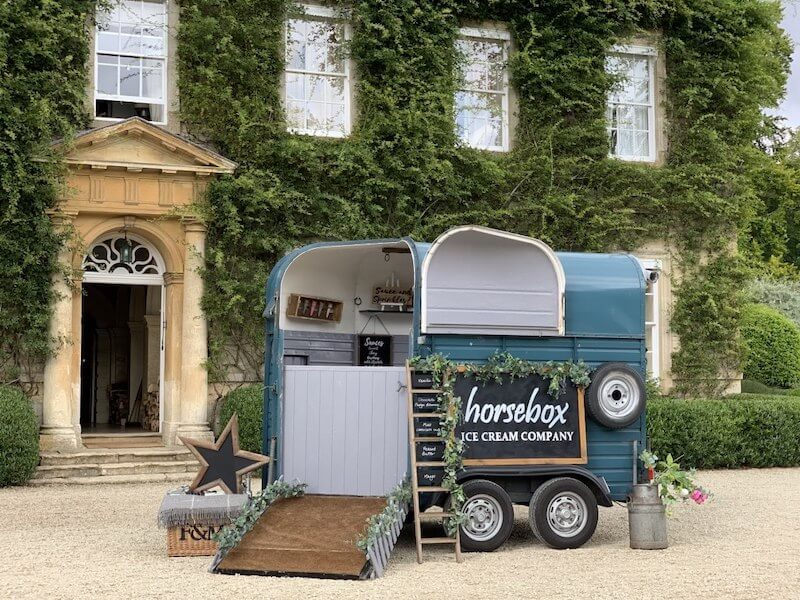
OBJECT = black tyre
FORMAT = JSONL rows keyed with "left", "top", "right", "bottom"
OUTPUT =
{"left": 452, "top": 479, "right": 515, "bottom": 552}
{"left": 529, "top": 477, "right": 598, "bottom": 549}
{"left": 585, "top": 362, "right": 646, "bottom": 429}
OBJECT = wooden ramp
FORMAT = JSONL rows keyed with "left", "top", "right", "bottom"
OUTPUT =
{"left": 215, "top": 495, "right": 387, "bottom": 579}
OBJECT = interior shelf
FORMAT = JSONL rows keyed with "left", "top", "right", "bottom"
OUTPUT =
{"left": 358, "top": 309, "right": 412, "bottom": 315}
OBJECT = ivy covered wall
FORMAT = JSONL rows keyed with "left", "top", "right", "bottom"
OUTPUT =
{"left": 0, "top": 1, "right": 791, "bottom": 397}
{"left": 0, "top": 1, "right": 96, "bottom": 386}
{"left": 177, "top": 0, "right": 790, "bottom": 394}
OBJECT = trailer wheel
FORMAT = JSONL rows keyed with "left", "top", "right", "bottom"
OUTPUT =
{"left": 585, "top": 362, "right": 646, "bottom": 429}
{"left": 529, "top": 477, "right": 598, "bottom": 549}
{"left": 450, "top": 479, "right": 514, "bottom": 552}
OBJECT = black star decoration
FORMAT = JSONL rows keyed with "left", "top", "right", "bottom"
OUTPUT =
{"left": 180, "top": 413, "right": 270, "bottom": 494}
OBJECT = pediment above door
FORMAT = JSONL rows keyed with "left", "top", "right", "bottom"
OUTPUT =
{"left": 60, "top": 117, "right": 237, "bottom": 175}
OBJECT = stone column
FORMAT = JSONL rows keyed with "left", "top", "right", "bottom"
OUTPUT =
{"left": 177, "top": 218, "right": 212, "bottom": 442}
{"left": 40, "top": 211, "right": 80, "bottom": 451}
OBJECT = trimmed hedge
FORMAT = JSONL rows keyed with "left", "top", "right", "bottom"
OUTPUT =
{"left": 741, "top": 379, "right": 800, "bottom": 396}
{"left": 740, "top": 304, "right": 800, "bottom": 388}
{"left": 217, "top": 385, "right": 263, "bottom": 454}
{"left": 0, "top": 386, "right": 39, "bottom": 486}
{"left": 648, "top": 395, "right": 800, "bottom": 469}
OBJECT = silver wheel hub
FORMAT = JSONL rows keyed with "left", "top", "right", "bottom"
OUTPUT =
{"left": 598, "top": 373, "right": 640, "bottom": 420}
{"left": 463, "top": 494, "right": 503, "bottom": 542}
{"left": 546, "top": 493, "right": 587, "bottom": 538}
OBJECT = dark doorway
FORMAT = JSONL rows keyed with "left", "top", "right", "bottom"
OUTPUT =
{"left": 80, "top": 283, "right": 161, "bottom": 433}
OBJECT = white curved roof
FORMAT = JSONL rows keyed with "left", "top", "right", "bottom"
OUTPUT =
{"left": 421, "top": 226, "right": 565, "bottom": 336}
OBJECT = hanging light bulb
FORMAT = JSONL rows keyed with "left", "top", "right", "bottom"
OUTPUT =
{"left": 120, "top": 229, "right": 133, "bottom": 264}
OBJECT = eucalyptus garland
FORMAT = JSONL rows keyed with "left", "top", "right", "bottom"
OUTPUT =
{"left": 411, "top": 352, "right": 592, "bottom": 536}
{"left": 356, "top": 479, "right": 412, "bottom": 551}
{"left": 211, "top": 479, "right": 306, "bottom": 559}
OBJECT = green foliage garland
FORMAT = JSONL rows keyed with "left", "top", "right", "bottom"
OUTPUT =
{"left": 411, "top": 352, "right": 592, "bottom": 535}
{"left": 356, "top": 479, "right": 412, "bottom": 551}
{"left": 212, "top": 479, "right": 307, "bottom": 559}
{"left": 175, "top": 0, "right": 792, "bottom": 395}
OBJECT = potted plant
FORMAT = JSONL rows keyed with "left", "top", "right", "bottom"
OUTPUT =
{"left": 628, "top": 451, "right": 711, "bottom": 549}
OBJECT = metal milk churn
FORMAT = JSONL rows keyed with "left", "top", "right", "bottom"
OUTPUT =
{"left": 628, "top": 483, "right": 668, "bottom": 549}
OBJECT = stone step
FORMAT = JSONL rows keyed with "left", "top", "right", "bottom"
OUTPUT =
{"left": 82, "top": 435, "right": 165, "bottom": 449}
{"left": 40, "top": 447, "right": 194, "bottom": 466}
{"left": 27, "top": 472, "right": 194, "bottom": 487}
{"left": 33, "top": 460, "right": 199, "bottom": 480}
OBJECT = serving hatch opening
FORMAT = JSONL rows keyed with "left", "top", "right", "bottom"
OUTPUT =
{"left": 421, "top": 226, "right": 565, "bottom": 337}
{"left": 278, "top": 239, "right": 415, "bottom": 367}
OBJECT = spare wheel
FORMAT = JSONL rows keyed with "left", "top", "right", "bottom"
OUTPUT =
{"left": 585, "top": 362, "right": 645, "bottom": 429}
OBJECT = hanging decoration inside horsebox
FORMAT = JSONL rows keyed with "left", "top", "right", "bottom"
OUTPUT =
{"left": 180, "top": 413, "right": 270, "bottom": 494}
{"left": 358, "top": 334, "right": 392, "bottom": 366}
{"left": 373, "top": 272, "right": 412, "bottom": 311}
{"left": 453, "top": 373, "right": 588, "bottom": 465}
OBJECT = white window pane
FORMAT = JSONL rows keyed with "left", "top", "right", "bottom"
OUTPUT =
{"left": 326, "top": 76, "right": 345, "bottom": 103}
{"left": 286, "top": 100, "right": 306, "bottom": 129}
{"left": 119, "top": 1, "right": 140, "bottom": 24}
{"left": 120, "top": 57, "right": 141, "bottom": 96}
{"left": 327, "top": 103, "right": 345, "bottom": 132}
{"left": 308, "top": 76, "right": 325, "bottom": 101}
{"left": 142, "top": 0, "right": 166, "bottom": 24}
{"left": 307, "top": 101, "right": 326, "bottom": 130}
{"left": 633, "top": 130, "right": 649, "bottom": 157}
{"left": 97, "top": 31, "right": 119, "bottom": 53}
{"left": 633, "top": 106, "right": 649, "bottom": 131}
{"left": 615, "top": 129, "right": 635, "bottom": 156}
{"left": 119, "top": 33, "right": 141, "bottom": 55}
{"left": 141, "top": 61, "right": 163, "bottom": 99}
{"left": 97, "top": 64, "right": 118, "bottom": 95}
{"left": 286, "top": 20, "right": 305, "bottom": 69}
{"left": 286, "top": 73, "right": 304, "bottom": 100}
{"left": 485, "top": 42, "right": 505, "bottom": 91}
{"left": 141, "top": 35, "right": 164, "bottom": 57}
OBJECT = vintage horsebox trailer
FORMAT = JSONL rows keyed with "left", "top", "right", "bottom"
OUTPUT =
{"left": 262, "top": 226, "right": 651, "bottom": 551}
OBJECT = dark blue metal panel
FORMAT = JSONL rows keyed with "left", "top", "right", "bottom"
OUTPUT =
{"left": 419, "top": 334, "right": 647, "bottom": 501}
{"left": 557, "top": 252, "right": 646, "bottom": 338}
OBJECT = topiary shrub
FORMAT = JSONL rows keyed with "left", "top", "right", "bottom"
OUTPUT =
{"left": 740, "top": 303, "right": 800, "bottom": 388}
{"left": 648, "top": 395, "right": 800, "bottom": 469}
{"left": 748, "top": 278, "right": 800, "bottom": 328}
{"left": 0, "top": 385, "right": 39, "bottom": 486}
{"left": 217, "top": 385, "right": 264, "bottom": 454}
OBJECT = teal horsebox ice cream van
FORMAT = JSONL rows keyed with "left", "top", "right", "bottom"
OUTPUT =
{"left": 261, "top": 226, "right": 653, "bottom": 551}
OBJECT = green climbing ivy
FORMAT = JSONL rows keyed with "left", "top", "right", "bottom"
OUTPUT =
{"left": 175, "top": 0, "right": 791, "bottom": 395}
{"left": 0, "top": 1, "right": 97, "bottom": 385}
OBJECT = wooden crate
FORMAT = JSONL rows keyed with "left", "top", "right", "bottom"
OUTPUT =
{"left": 167, "top": 524, "right": 222, "bottom": 557}
{"left": 286, "top": 293, "right": 343, "bottom": 322}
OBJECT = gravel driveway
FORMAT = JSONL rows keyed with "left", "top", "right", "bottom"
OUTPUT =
{"left": 1, "top": 468, "right": 798, "bottom": 599}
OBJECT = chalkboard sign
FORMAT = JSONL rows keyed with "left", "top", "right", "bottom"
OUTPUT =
{"left": 454, "top": 373, "right": 587, "bottom": 466}
{"left": 412, "top": 393, "right": 441, "bottom": 413}
{"left": 357, "top": 335, "right": 391, "bottom": 366}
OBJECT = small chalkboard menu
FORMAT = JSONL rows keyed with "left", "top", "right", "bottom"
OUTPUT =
{"left": 357, "top": 335, "right": 392, "bottom": 366}
{"left": 454, "top": 372, "right": 587, "bottom": 465}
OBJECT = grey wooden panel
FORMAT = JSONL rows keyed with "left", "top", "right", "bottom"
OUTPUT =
{"left": 424, "top": 228, "right": 563, "bottom": 336}
{"left": 284, "top": 331, "right": 409, "bottom": 366}
{"left": 283, "top": 330, "right": 355, "bottom": 365}
{"left": 282, "top": 366, "right": 408, "bottom": 496}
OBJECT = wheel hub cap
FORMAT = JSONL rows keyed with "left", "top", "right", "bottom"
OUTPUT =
{"left": 546, "top": 494, "right": 587, "bottom": 538}
{"left": 463, "top": 495, "right": 503, "bottom": 541}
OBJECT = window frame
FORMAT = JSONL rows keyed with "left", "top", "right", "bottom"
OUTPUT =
{"left": 640, "top": 258, "right": 662, "bottom": 381}
{"left": 283, "top": 3, "right": 352, "bottom": 139}
{"left": 455, "top": 25, "right": 511, "bottom": 153}
{"left": 93, "top": 0, "right": 169, "bottom": 125}
{"left": 606, "top": 44, "right": 657, "bottom": 163}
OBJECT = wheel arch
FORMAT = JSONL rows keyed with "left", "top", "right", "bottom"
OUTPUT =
{"left": 458, "top": 465, "right": 614, "bottom": 507}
